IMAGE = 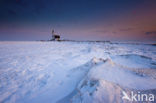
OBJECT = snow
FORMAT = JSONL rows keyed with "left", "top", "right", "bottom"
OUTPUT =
{"left": 0, "top": 41, "right": 156, "bottom": 103}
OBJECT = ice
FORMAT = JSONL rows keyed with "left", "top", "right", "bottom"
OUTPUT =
{"left": 0, "top": 41, "right": 156, "bottom": 103}
{"left": 71, "top": 58, "right": 156, "bottom": 103}
{"left": 111, "top": 54, "right": 156, "bottom": 69}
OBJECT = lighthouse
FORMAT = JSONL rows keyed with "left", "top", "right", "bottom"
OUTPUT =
{"left": 51, "top": 29, "right": 60, "bottom": 41}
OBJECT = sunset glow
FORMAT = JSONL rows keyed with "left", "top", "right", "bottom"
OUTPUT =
{"left": 0, "top": 0, "right": 156, "bottom": 42}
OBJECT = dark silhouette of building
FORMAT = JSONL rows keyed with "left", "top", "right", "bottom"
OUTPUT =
{"left": 51, "top": 29, "right": 60, "bottom": 41}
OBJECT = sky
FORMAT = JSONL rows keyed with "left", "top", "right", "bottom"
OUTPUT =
{"left": 0, "top": 0, "right": 156, "bottom": 42}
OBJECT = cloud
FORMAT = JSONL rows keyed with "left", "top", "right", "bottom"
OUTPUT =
{"left": 112, "top": 31, "right": 117, "bottom": 34}
{"left": 119, "top": 28, "right": 134, "bottom": 31}
{"left": 94, "top": 30, "right": 108, "bottom": 33}
{"left": 145, "top": 31, "right": 156, "bottom": 35}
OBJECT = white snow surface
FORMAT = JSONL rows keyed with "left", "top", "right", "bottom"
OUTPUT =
{"left": 0, "top": 41, "right": 156, "bottom": 103}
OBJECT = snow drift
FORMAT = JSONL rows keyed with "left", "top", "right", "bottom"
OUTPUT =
{"left": 71, "top": 58, "right": 156, "bottom": 103}
{"left": 0, "top": 41, "right": 156, "bottom": 103}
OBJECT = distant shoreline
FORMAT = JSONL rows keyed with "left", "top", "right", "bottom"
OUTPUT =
{"left": 0, "top": 40, "right": 155, "bottom": 46}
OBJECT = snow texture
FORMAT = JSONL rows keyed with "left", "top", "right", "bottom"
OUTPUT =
{"left": 0, "top": 41, "right": 156, "bottom": 103}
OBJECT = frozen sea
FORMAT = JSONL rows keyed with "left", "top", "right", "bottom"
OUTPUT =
{"left": 0, "top": 41, "right": 156, "bottom": 103}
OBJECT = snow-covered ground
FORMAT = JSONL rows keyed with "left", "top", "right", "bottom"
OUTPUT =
{"left": 0, "top": 41, "right": 156, "bottom": 103}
